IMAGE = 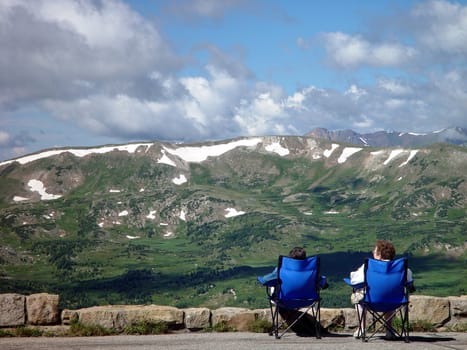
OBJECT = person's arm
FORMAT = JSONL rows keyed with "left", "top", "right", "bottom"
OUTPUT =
{"left": 257, "top": 267, "right": 278, "bottom": 286}
{"left": 406, "top": 268, "right": 416, "bottom": 292}
{"left": 350, "top": 264, "right": 364, "bottom": 285}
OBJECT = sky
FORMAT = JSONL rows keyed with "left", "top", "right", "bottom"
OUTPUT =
{"left": 1, "top": 0, "right": 467, "bottom": 161}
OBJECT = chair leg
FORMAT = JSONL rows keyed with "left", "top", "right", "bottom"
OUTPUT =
{"left": 271, "top": 305, "right": 280, "bottom": 338}
{"left": 315, "top": 302, "right": 321, "bottom": 339}
{"left": 355, "top": 304, "right": 366, "bottom": 342}
{"left": 275, "top": 303, "right": 320, "bottom": 339}
{"left": 360, "top": 305, "right": 410, "bottom": 342}
{"left": 402, "top": 305, "right": 410, "bottom": 343}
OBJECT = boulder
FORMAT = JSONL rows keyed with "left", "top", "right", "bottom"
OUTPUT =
{"left": 26, "top": 293, "right": 59, "bottom": 325}
{"left": 183, "top": 308, "right": 211, "bottom": 330}
{"left": 409, "top": 295, "right": 450, "bottom": 326}
{"left": 251, "top": 308, "right": 272, "bottom": 323}
{"left": 211, "top": 307, "right": 256, "bottom": 331}
{"left": 319, "top": 308, "right": 344, "bottom": 330}
{"left": 448, "top": 296, "right": 467, "bottom": 318}
{"left": 61, "top": 309, "right": 79, "bottom": 325}
{"left": 0, "top": 293, "right": 25, "bottom": 327}
{"left": 342, "top": 307, "right": 358, "bottom": 330}
{"left": 77, "top": 305, "right": 184, "bottom": 331}
{"left": 444, "top": 296, "right": 467, "bottom": 330}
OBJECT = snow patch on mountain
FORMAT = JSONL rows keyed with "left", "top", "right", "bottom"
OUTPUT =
{"left": 225, "top": 208, "right": 246, "bottom": 218}
{"left": 27, "top": 179, "right": 62, "bottom": 200}
{"left": 324, "top": 144, "right": 339, "bottom": 158}
{"left": 399, "top": 150, "right": 419, "bottom": 167}
{"left": 172, "top": 174, "right": 187, "bottom": 185}
{"left": 265, "top": 142, "right": 290, "bottom": 156}
{"left": 384, "top": 150, "right": 405, "bottom": 165}
{"left": 0, "top": 143, "right": 154, "bottom": 167}
{"left": 126, "top": 235, "right": 140, "bottom": 240}
{"left": 146, "top": 210, "right": 156, "bottom": 219}
{"left": 157, "top": 150, "right": 177, "bottom": 167}
{"left": 338, "top": 147, "right": 362, "bottom": 163}
{"left": 163, "top": 138, "right": 262, "bottom": 163}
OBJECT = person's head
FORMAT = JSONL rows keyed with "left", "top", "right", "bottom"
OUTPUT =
{"left": 289, "top": 247, "right": 307, "bottom": 260}
{"left": 373, "top": 240, "right": 396, "bottom": 260}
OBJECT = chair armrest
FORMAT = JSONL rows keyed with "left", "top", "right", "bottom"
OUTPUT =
{"left": 257, "top": 276, "right": 277, "bottom": 287}
{"left": 343, "top": 278, "right": 364, "bottom": 289}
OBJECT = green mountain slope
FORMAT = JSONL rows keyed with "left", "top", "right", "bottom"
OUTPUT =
{"left": 0, "top": 137, "right": 465, "bottom": 309}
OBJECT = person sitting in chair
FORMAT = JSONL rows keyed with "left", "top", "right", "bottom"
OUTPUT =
{"left": 258, "top": 247, "right": 328, "bottom": 336}
{"left": 349, "top": 240, "right": 414, "bottom": 339}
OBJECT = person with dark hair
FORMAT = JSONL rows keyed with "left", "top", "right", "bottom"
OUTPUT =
{"left": 288, "top": 246, "right": 307, "bottom": 260}
{"left": 349, "top": 240, "right": 413, "bottom": 339}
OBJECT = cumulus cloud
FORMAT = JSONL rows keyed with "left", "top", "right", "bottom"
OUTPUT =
{"left": 321, "top": 32, "right": 417, "bottom": 68}
{"left": 41, "top": 64, "right": 250, "bottom": 141}
{"left": 410, "top": 0, "right": 467, "bottom": 55}
{"left": 0, "top": 0, "right": 181, "bottom": 109}
{"left": 320, "top": 0, "right": 467, "bottom": 69}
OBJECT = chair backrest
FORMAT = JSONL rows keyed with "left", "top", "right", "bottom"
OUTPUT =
{"left": 277, "top": 255, "right": 320, "bottom": 307}
{"left": 363, "top": 257, "right": 408, "bottom": 311}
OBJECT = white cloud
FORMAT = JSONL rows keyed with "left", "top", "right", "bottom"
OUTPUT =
{"left": 378, "top": 79, "right": 413, "bottom": 95}
{"left": 322, "top": 32, "right": 417, "bottom": 68}
{"left": 0, "top": 0, "right": 179, "bottom": 109}
{"left": 345, "top": 85, "right": 367, "bottom": 100}
{"left": 411, "top": 0, "right": 467, "bottom": 54}
{"left": 233, "top": 85, "right": 291, "bottom": 136}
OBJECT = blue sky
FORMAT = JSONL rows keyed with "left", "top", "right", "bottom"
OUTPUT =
{"left": 1, "top": 0, "right": 466, "bottom": 161}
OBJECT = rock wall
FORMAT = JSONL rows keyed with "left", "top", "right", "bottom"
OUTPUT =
{"left": 0, "top": 293, "right": 465, "bottom": 332}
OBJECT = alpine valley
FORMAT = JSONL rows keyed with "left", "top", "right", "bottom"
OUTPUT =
{"left": 0, "top": 133, "right": 465, "bottom": 310}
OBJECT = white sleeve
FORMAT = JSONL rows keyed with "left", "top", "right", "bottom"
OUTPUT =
{"left": 407, "top": 268, "right": 413, "bottom": 283}
{"left": 350, "top": 264, "right": 365, "bottom": 285}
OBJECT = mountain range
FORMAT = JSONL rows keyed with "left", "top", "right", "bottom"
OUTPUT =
{"left": 306, "top": 126, "right": 467, "bottom": 147}
{"left": 0, "top": 133, "right": 465, "bottom": 310}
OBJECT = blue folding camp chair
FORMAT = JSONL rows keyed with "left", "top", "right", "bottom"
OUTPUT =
{"left": 259, "top": 255, "right": 322, "bottom": 339}
{"left": 345, "top": 257, "right": 412, "bottom": 342}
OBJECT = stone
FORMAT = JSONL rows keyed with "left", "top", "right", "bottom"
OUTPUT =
{"left": 26, "top": 293, "right": 59, "bottom": 325}
{"left": 61, "top": 309, "right": 79, "bottom": 325}
{"left": 409, "top": 295, "right": 450, "bottom": 326}
{"left": 0, "top": 293, "right": 25, "bottom": 327}
{"left": 251, "top": 308, "right": 272, "bottom": 323}
{"left": 77, "top": 305, "right": 184, "bottom": 331}
{"left": 211, "top": 307, "right": 256, "bottom": 331}
{"left": 444, "top": 296, "right": 467, "bottom": 330}
{"left": 448, "top": 296, "right": 467, "bottom": 318}
{"left": 319, "top": 308, "right": 344, "bottom": 329}
{"left": 342, "top": 307, "right": 358, "bottom": 330}
{"left": 183, "top": 307, "right": 211, "bottom": 330}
